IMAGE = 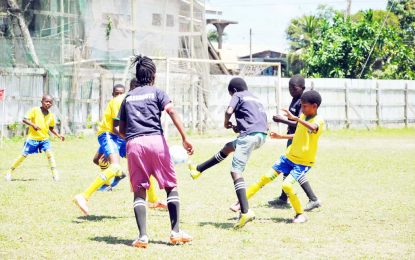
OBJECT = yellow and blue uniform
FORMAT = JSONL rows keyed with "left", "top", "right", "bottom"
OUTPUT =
{"left": 272, "top": 113, "right": 324, "bottom": 180}
{"left": 22, "top": 107, "right": 56, "bottom": 155}
{"left": 97, "top": 94, "right": 126, "bottom": 158}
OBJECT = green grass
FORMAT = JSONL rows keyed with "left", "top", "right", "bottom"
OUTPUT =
{"left": 1, "top": 128, "right": 415, "bottom": 259}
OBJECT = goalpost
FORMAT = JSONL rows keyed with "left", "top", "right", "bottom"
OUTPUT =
{"left": 123, "top": 57, "right": 282, "bottom": 137}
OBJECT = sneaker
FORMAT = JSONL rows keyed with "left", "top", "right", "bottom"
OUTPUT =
{"left": 110, "top": 173, "right": 127, "bottom": 188}
{"left": 268, "top": 198, "right": 290, "bottom": 208}
{"left": 4, "top": 173, "right": 12, "bottom": 181}
{"left": 292, "top": 214, "right": 307, "bottom": 223}
{"left": 304, "top": 200, "right": 321, "bottom": 211}
{"left": 148, "top": 201, "right": 168, "bottom": 210}
{"left": 132, "top": 235, "right": 149, "bottom": 248}
{"left": 170, "top": 230, "right": 193, "bottom": 245}
{"left": 98, "top": 184, "right": 112, "bottom": 192}
{"left": 234, "top": 209, "right": 255, "bottom": 229}
{"left": 229, "top": 201, "right": 240, "bottom": 212}
{"left": 73, "top": 194, "right": 89, "bottom": 216}
{"left": 188, "top": 163, "right": 202, "bottom": 180}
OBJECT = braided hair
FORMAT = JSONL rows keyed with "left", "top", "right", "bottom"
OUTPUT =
{"left": 131, "top": 55, "right": 156, "bottom": 86}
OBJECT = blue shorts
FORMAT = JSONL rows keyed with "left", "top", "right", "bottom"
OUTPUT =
{"left": 22, "top": 139, "right": 51, "bottom": 155}
{"left": 97, "top": 132, "right": 126, "bottom": 158}
{"left": 272, "top": 155, "right": 311, "bottom": 181}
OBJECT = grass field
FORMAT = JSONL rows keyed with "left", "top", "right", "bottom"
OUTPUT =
{"left": 1, "top": 128, "right": 415, "bottom": 259}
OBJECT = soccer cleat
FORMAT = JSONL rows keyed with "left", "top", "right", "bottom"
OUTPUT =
{"left": 292, "top": 214, "right": 307, "bottom": 223}
{"left": 73, "top": 194, "right": 89, "bottom": 216}
{"left": 98, "top": 184, "right": 112, "bottom": 192}
{"left": 4, "top": 172, "right": 12, "bottom": 181}
{"left": 188, "top": 163, "right": 202, "bottom": 180}
{"left": 110, "top": 173, "right": 127, "bottom": 188}
{"left": 170, "top": 230, "right": 193, "bottom": 245}
{"left": 234, "top": 209, "right": 255, "bottom": 229}
{"left": 148, "top": 201, "right": 168, "bottom": 210}
{"left": 268, "top": 198, "right": 291, "bottom": 208}
{"left": 304, "top": 200, "right": 321, "bottom": 211}
{"left": 229, "top": 202, "right": 240, "bottom": 212}
{"left": 132, "top": 235, "right": 149, "bottom": 249}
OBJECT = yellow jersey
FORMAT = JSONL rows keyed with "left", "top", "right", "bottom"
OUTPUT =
{"left": 286, "top": 113, "right": 324, "bottom": 166}
{"left": 97, "top": 94, "right": 125, "bottom": 136}
{"left": 25, "top": 107, "right": 56, "bottom": 141}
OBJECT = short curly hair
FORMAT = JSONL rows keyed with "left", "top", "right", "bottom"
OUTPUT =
{"left": 301, "top": 90, "right": 322, "bottom": 107}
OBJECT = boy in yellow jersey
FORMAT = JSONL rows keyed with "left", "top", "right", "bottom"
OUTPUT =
{"left": 230, "top": 90, "right": 324, "bottom": 223}
{"left": 94, "top": 82, "right": 167, "bottom": 209}
{"left": 4, "top": 95, "right": 64, "bottom": 181}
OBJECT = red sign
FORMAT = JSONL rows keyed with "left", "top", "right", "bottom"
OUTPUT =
{"left": 0, "top": 89, "right": 4, "bottom": 101}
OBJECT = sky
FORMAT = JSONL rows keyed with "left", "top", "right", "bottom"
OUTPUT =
{"left": 206, "top": 0, "right": 389, "bottom": 53}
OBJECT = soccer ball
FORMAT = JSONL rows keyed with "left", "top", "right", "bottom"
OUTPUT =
{"left": 170, "top": 145, "right": 189, "bottom": 165}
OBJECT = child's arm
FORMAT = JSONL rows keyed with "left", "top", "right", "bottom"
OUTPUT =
{"left": 273, "top": 115, "right": 297, "bottom": 128}
{"left": 118, "top": 120, "right": 126, "bottom": 139}
{"left": 282, "top": 108, "right": 319, "bottom": 133}
{"left": 224, "top": 107, "right": 234, "bottom": 129}
{"left": 49, "top": 127, "right": 65, "bottom": 141}
{"left": 22, "top": 119, "right": 40, "bottom": 131}
{"left": 165, "top": 103, "right": 194, "bottom": 155}
{"left": 112, "top": 119, "right": 121, "bottom": 137}
{"left": 269, "top": 131, "right": 294, "bottom": 140}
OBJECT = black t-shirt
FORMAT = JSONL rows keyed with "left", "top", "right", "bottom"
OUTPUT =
{"left": 228, "top": 90, "right": 268, "bottom": 136}
{"left": 287, "top": 97, "right": 301, "bottom": 134}
{"left": 118, "top": 86, "right": 171, "bottom": 141}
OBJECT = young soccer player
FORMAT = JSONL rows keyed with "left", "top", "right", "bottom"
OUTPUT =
{"left": 268, "top": 75, "right": 321, "bottom": 211}
{"left": 4, "top": 95, "right": 64, "bottom": 181}
{"left": 188, "top": 77, "right": 268, "bottom": 229}
{"left": 238, "top": 90, "right": 324, "bottom": 223}
{"left": 118, "top": 55, "right": 194, "bottom": 248}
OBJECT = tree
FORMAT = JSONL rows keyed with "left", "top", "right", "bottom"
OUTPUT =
{"left": 388, "top": 0, "right": 415, "bottom": 44}
{"left": 286, "top": 7, "right": 415, "bottom": 79}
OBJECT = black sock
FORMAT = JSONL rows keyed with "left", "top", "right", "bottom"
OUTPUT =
{"left": 298, "top": 175, "right": 318, "bottom": 201}
{"left": 133, "top": 197, "right": 147, "bottom": 237}
{"left": 166, "top": 190, "right": 180, "bottom": 232}
{"left": 278, "top": 175, "right": 288, "bottom": 201}
{"left": 234, "top": 178, "right": 249, "bottom": 214}
{"left": 197, "top": 151, "right": 228, "bottom": 172}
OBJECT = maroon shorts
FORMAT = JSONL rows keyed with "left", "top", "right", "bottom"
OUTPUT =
{"left": 126, "top": 135, "right": 177, "bottom": 192}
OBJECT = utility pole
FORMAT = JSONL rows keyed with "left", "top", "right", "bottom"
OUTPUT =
{"left": 131, "top": 0, "right": 136, "bottom": 55}
{"left": 249, "top": 28, "right": 252, "bottom": 62}
{"left": 346, "top": 0, "right": 352, "bottom": 17}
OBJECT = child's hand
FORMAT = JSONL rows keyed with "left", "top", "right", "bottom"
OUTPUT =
{"left": 32, "top": 124, "right": 41, "bottom": 131}
{"left": 225, "top": 122, "right": 233, "bottom": 129}
{"left": 182, "top": 139, "right": 194, "bottom": 155}
{"left": 232, "top": 125, "right": 239, "bottom": 133}
{"left": 282, "top": 108, "right": 297, "bottom": 121}
{"left": 269, "top": 131, "right": 283, "bottom": 139}
{"left": 60, "top": 135, "right": 65, "bottom": 141}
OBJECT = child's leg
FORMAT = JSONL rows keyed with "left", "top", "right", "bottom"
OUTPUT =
{"left": 281, "top": 174, "right": 303, "bottom": 215}
{"left": 5, "top": 154, "right": 27, "bottom": 176}
{"left": 45, "top": 150, "right": 58, "bottom": 176}
{"left": 133, "top": 188, "right": 148, "bottom": 238}
{"left": 298, "top": 175, "right": 318, "bottom": 202}
{"left": 195, "top": 141, "right": 235, "bottom": 172}
{"left": 246, "top": 170, "right": 280, "bottom": 199}
{"left": 166, "top": 187, "right": 180, "bottom": 232}
{"left": 147, "top": 176, "right": 159, "bottom": 203}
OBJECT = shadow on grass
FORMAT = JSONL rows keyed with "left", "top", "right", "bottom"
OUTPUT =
{"left": 90, "top": 236, "right": 171, "bottom": 247}
{"left": 199, "top": 221, "right": 234, "bottom": 230}
{"left": 90, "top": 236, "right": 132, "bottom": 246}
{"left": 270, "top": 217, "right": 291, "bottom": 224}
{"left": 72, "top": 215, "right": 124, "bottom": 223}
{"left": 11, "top": 178, "right": 37, "bottom": 182}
